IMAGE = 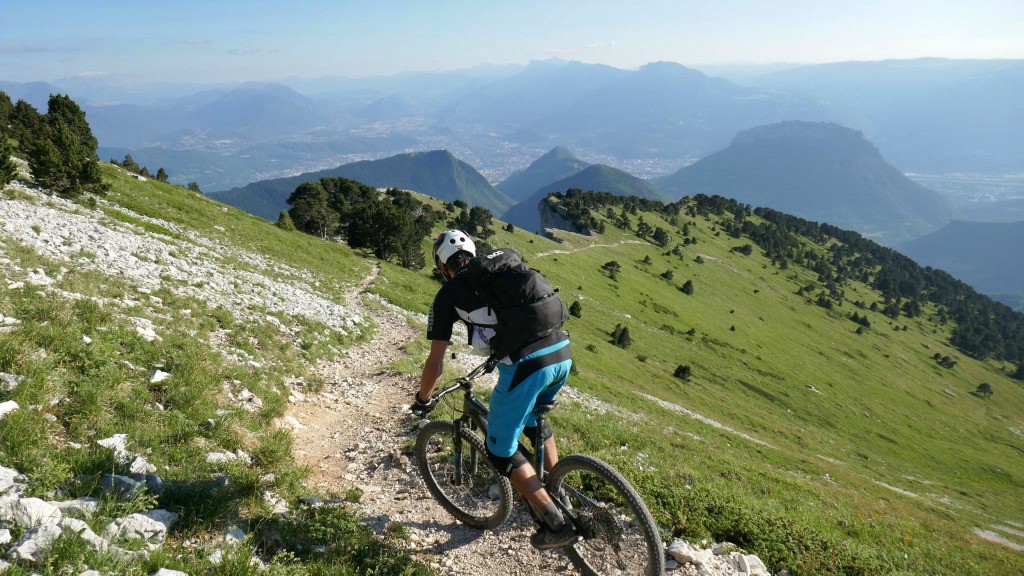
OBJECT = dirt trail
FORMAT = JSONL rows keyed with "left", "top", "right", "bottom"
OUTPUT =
{"left": 288, "top": 264, "right": 573, "bottom": 575}
{"left": 535, "top": 239, "right": 644, "bottom": 258}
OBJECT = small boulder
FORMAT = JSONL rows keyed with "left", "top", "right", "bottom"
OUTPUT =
{"left": 667, "top": 539, "right": 714, "bottom": 567}
{"left": 3, "top": 497, "right": 63, "bottom": 528}
{"left": 738, "top": 554, "right": 771, "bottom": 576}
{"left": 149, "top": 370, "right": 171, "bottom": 383}
{"left": 100, "top": 474, "right": 145, "bottom": 498}
{"left": 51, "top": 497, "right": 99, "bottom": 518}
{"left": 0, "top": 400, "right": 20, "bottom": 418}
{"left": 0, "top": 466, "right": 24, "bottom": 495}
{"left": 205, "top": 452, "right": 236, "bottom": 464}
{"left": 60, "top": 517, "right": 107, "bottom": 550}
{"left": 104, "top": 512, "right": 170, "bottom": 544}
{"left": 8, "top": 524, "right": 63, "bottom": 561}
{"left": 150, "top": 569, "right": 190, "bottom": 576}
{"left": 0, "top": 372, "right": 24, "bottom": 391}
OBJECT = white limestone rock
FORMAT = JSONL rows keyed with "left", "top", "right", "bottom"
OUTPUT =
{"left": 0, "top": 400, "right": 20, "bottom": 418}
{"left": 0, "top": 528, "right": 10, "bottom": 544}
{"left": 8, "top": 524, "right": 62, "bottom": 561}
{"left": 144, "top": 509, "right": 179, "bottom": 532}
{"left": 51, "top": 497, "right": 99, "bottom": 518}
{"left": 149, "top": 369, "right": 171, "bottom": 383}
{"left": 4, "top": 497, "right": 63, "bottom": 528}
{"left": 668, "top": 539, "right": 714, "bottom": 567}
{"left": 60, "top": 517, "right": 107, "bottom": 550}
{"left": 0, "top": 372, "right": 24, "bottom": 391}
{"left": 205, "top": 451, "right": 236, "bottom": 464}
{"left": 130, "top": 455, "right": 157, "bottom": 474}
{"left": 104, "top": 512, "right": 170, "bottom": 544}
{"left": 97, "top": 434, "right": 132, "bottom": 464}
{"left": 150, "top": 570, "right": 190, "bottom": 576}
{"left": 0, "top": 465, "right": 24, "bottom": 495}
{"left": 738, "top": 554, "right": 771, "bottom": 576}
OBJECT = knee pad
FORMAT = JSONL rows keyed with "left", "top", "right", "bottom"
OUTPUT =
{"left": 523, "top": 420, "right": 554, "bottom": 449}
{"left": 485, "top": 446, "right": 528, "bottom": 478}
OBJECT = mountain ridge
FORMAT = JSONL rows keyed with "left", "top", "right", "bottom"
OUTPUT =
{"left": 655, "top": 121, "right": 953, "bottom": 244}
{"left": 210, "top": 149, "right": 513, "bottom": 220}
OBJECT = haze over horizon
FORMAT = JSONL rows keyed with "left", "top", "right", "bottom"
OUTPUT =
{"left": 3, "top": 0, "right": 1023, "bottom": 84}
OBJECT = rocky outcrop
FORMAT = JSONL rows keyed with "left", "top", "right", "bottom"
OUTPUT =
{"left": 538, "top": 196, "right": 590, "bottom": 238}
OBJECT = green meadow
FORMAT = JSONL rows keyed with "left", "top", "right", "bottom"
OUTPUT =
{"left": 2, "top": 165, "right": 1021, "bottom": 574}
{"left": 373, "top": 198, "right": 1024, "bottom": 575}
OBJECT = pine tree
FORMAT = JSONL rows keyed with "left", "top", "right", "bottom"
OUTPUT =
{"left": 652, "top": 226, "right": 670, "bottom": 247}
{"left": 602, "top": 260, "right": 621, "bottom": 280}
{"left": 156, "top": 167, "right": 168, "bottom": 183}
{"left": 616, "top": 327, "right": 632, "bottom": 349}
{"left": 0, "top": 91, "right": 13, "bottom": 128}
{"left": 673, "top": 365, "right": 692, "bottom": 380}
{"left": 121, "top": 154, "right": 141, "bottom": 173}
{"left": 276, "top": 210, "right": 296, "bottom": 231}
{"left": 139, "top": 166, "right": 151, "bottom": 178}
{"left": 187, "top": 181, "right": 201, "bottom": 193}
{"left": 681, "top": 280, "right": 694, "bottom": 295}
{"left": 10, "top": 100, "right": 44, "bottom": 153}
{"left": 569, "top": 301, "right": 582, "bottom": 318}
{"left": 1, "top": 130, "right": 17, "bottom": 186}
{"left": 26, "top": 95, "right": 107, "bottom": 197}
{"left": 1012, "top": 364, "right": 1024, "bottom": 381}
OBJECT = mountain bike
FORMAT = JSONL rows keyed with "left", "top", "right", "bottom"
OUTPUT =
{"left": 413, "top": 358, "right": 665, "bottom": 576}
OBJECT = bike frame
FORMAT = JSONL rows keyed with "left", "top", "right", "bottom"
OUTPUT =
{"left": 430, "top": 359, "right": 552, "bottom": 494}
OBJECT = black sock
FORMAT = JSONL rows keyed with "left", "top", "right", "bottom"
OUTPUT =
{"left": 538, "top": 501, "right": 565, "bottom": 531}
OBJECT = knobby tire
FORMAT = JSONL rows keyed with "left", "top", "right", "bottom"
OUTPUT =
{"left": 414, "top": 421, "right": 514, "bottom": 529}
{"left": 548, "top": 454, "right": 665, "bottom": 576}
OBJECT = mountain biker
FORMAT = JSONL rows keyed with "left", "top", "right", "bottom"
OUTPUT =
{"left": 413, "top": 229, "right": 578, "bottom": 550}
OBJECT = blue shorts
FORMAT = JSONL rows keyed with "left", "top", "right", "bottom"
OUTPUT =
{"left": 486, "top": 338, "right": 572, "bottom": 458}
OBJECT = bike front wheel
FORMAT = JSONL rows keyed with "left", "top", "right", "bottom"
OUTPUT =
{"left": 548, "top": 454, "right": 665, "bottom": 576}
{"left": 414, "top": 421, "right": 514, "bottom": 529}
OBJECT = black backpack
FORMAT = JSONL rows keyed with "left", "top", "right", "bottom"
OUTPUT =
{"left": 466, "top": 249, "right": 568, "bottom": 358}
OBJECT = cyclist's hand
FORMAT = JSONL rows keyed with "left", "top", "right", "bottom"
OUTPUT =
{"left": 410, "top": 392, "right": 437, "bottom": 418}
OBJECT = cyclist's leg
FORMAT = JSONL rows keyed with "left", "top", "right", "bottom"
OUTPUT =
{"left": 487, "top": 341, "right": 572, "bottom": 510}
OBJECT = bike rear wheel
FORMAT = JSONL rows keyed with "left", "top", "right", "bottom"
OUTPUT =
{"left": 414, "top": 421, "right": 513, "bottom": 529}
{"left": 548, "top": 454, "right": 665, "bottom": 576}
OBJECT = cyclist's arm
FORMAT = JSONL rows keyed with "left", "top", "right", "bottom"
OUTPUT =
{"left": 418, "top": 339, "right": 449, "bottom": 401}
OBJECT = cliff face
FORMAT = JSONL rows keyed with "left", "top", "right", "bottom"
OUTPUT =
{"left": 537, "top": 196, "right": 589, "bottom": 237}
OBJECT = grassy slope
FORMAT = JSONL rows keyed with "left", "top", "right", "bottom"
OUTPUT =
{"left": 371, "top": 202, "right": 1024, "bottom": 575}
{"left": 0, "top": 166, "right": 429, "bottom": 575}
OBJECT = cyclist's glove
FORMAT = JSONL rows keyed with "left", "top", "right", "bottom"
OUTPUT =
{"left": 410, "top": 392, "right": 437, "bottom": 418}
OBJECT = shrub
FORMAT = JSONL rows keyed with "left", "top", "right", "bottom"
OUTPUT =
{"left": 681, "top": 280, "right": 694, "bottom": 295}
{"left": 674, "top": 365, "right": 692, "bottom": 380}
{"left": 569, "top": 300, "right": 582, "bottom": 318}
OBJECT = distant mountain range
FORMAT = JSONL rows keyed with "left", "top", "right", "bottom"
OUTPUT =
{"left": 496, "top": 146, "right": 590, "bottom": 203}
{"left": 749, "top": 58, "right": 1024, "bottom": 173}
{"left": 500, "top": 154, "right": 668, "bottom": 232}
{"left": 900, "top": 221, "right": 1024, "bottom": 310}
{"left": 655, "top": 121, "right": 953, "bottom": 244}
{"left": 209, "top": 150, "right": 512, "bottom": 220}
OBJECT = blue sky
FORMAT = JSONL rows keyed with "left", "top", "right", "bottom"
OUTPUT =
{"left": 2, "top": 0, "right": 1022, "bottom": 83}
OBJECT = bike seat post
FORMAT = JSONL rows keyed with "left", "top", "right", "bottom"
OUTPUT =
{"left": 535, "top": 414, "right": 547, "bottom": 483}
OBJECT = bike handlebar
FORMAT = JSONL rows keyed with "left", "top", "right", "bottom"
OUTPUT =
{"left": 429, "top": 356, "right": 498, "bottom": 403}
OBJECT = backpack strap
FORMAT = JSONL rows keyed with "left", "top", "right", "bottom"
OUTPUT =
{"left": 508, "top": 330, "right": 570, "bottom": 364}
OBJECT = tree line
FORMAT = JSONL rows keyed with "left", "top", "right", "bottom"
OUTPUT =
{"left": 539, "top": 188, "right": 1024, "bottom": 377}
{"left": 1, "top": 91, "right": 107, "bottom": 196}
{"left": 282, "top": 176, "right": 445, "bottom": 269}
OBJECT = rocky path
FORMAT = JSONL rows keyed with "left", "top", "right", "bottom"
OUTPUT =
{"left": 535, "top": 239, "right": 644, "bottom": 258}
{"left": 288, "top": 264, "right": 575, "bottom": 575}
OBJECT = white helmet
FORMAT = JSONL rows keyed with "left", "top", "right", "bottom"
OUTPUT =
{"left": 433, "top": 230, "right": 476, "bottom": 265}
